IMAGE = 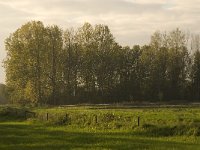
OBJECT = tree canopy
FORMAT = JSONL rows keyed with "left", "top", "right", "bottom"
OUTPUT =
{"left": 4, "top": 21, "right": 200, "bottom": 105}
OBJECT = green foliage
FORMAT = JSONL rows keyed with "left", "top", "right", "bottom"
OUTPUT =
{"left": 191, "top": 50, "right": 200, "bottom": 100}
{"left": 0, "top": 84, "right": 8, "bottom": 104}
{"left": 3, "top": 21, "right": 200, "bottom": 104}
{"left": 0, "top": 106, "right": 29, "bottom": 121}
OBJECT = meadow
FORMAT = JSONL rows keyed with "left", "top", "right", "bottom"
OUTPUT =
{"left": 0, "top": 105, "right": 200, "bottom": 150}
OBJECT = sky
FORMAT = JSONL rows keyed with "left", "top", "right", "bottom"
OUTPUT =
{"left": 0, "top": 0, "right": 200, "bottom": 83}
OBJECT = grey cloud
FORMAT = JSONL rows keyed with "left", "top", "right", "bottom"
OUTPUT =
{"left": 27, "top": 0, "right": 167, "bottom": 15}
{"left": 1, "top": 0, "right": 167, "bottom": 16}
{"left": 0, "top": 3, "right": 35, "bottom": 31}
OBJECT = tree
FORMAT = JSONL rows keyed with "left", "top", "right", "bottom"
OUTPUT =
{"left": 166, "top": 28, "right": 190, "bottom": 100}
{"left": 0, "top": 84, "right": 8, "bottom": 104}
{"left": 45, "top": 25, "right": 63, "bottom": 105}
{"left": 191, "top": 34, "right": 200, "bottom": 100}
{"left": 4, "top": 21, "right": 198, "bottom": 105}
{"left": 62, "top": 28, "right": 82, "bottom": 103}
{"left": 74, "top": 23, "right": 95, "bottom": 102}
{"left": 93, "top": 24, "right": 119, "bottom": 101}
{"left": 150, "top": 32, "right": 168, "bottom": 100}
{"left": 117, "top": 45, "right": 142, "bottom": 100}
{"left": 5, "top": 21, "right": 47, "bottom": 105}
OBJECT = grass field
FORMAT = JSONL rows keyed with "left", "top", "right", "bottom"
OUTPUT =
{"left": 0, "top": 105, "right": 200, "bottom": 150}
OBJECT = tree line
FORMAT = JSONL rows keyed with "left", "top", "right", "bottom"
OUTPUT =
{"left": 3, "top": 21, "right": 200, "bottom": 105}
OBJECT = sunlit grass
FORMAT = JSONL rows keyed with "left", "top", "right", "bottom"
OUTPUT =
{"left": 0, "top": 121, "right": 199, "bottom": 150}
{"left": 1, "top": 106, "right": 200, "bottom": 149}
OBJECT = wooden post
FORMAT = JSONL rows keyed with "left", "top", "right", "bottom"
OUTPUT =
{"left": 47, "top": 113, "right": 49, "bottom": 121}
{"left": 65, "top": 114, "right": 68, "bottom": 123}
{"left": 137, "top": 116, "right": 140, "bottom": 126}
{"left": 95, "top": 115, "right": 97, "bottom": 124}
{"left": 67, "top": 114, "right": 71, "bottom": 125}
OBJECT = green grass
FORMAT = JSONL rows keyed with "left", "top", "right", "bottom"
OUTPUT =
{"left": 0, "top": 121, "right": 200, "bottom": 150}
{"left": 1, "top": 106, "right": 200, "bottom": 149}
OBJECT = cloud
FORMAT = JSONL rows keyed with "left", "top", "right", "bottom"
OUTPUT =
{"left": 0, "top": 0, "right": 200, "bottom": 83}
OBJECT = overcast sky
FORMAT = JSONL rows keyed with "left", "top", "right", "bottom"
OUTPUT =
{"left": 0, "top": 0, "right": 200, "bottom": 83}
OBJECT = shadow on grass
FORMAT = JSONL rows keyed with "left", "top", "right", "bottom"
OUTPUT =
{"left": 0, "top": 123, "right": 199, "bottom": 150}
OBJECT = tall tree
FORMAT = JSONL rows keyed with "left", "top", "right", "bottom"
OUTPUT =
{"left": 150, "top": 31, "right": 168, "bottom": 100}
{"left": 93, "top": 24, "right": 119, "bottom": 101}
{"left": 191, "top": 34, "right": 200, "bottom": 100}
{"left": 166, "top": 28, "right": 190, "bottom": 100}
{"left": 45, "top": 25, "right": 63, "bottom": 105}
{"left": 4, "top": 21, "right": 198, "bottom": 105}
{"left": 62, "top": 27, "right": 83, "bottom": 103}
{"left": 4, "top": 21, "right": 46, "bottom": 105}
{"left": 75, "top": 23, "right": 96, "bottom": 102}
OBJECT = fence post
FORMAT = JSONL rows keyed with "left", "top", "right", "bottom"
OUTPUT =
{"left": 95, "top": 115, "right": 97, "bottom": 124}
{"left": 65, "top": 114, "right": 68, "bottom": 123}
{"left": 137, "top": 116, "right": 140, "bottom": 126}
{"left": 66, "top": 114, "right": 68, "bottom": 119}
{"left": 47, "top": 113, "right": 49, "bottom": 121}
